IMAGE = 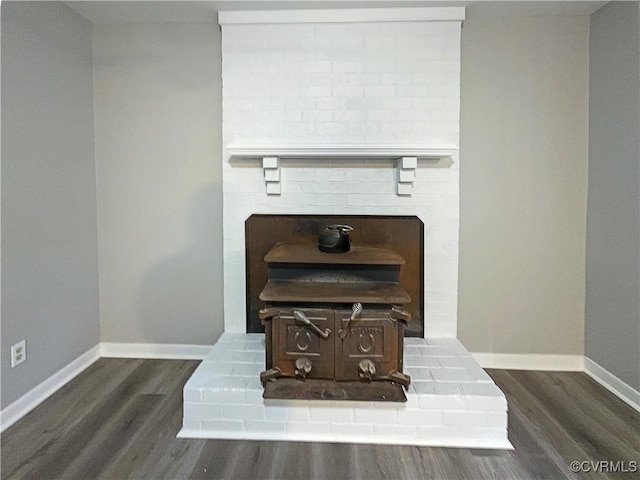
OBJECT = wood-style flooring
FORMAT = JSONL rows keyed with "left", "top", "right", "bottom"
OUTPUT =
{"left": 1, "top": 358, "right": 638, "bottom": 479}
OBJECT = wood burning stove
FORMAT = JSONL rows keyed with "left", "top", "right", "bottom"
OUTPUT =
{"left": 258, "top": 238, "right": 412, "bottom": 402}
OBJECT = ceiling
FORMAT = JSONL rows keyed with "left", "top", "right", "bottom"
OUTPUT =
{"left": 65, "top": 1, "right": 609, "bottom": 24}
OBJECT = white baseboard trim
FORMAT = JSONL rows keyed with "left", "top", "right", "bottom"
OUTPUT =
{"left": 100, "top": 342, "right": 212, "bottom": 360}
{"left": 4, "top": 343, "right": 638, "bottom": 435}
{"left": 1, "top": 342, "right": 211, "bottom": 432}
{"left": 0, "top": 344, "right": 101, "bottom": 433}
{"left": 584, "top": 357, "right": 640, "bottom": 413}
{"left": 472, "top": 352, "right": 585, "bottom": 371}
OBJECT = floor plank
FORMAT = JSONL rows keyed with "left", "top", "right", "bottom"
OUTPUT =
{"left": 2, "top": 360, "right": 638, "bottom": 480}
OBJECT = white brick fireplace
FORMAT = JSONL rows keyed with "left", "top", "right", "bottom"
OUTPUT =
{"left": 180, "top": 7, "right": 511, "bottom": 449}
{"left": 220, "top": 8, "right": 462, "bottom": 337}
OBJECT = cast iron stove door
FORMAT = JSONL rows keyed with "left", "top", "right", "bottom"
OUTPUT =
{"left": 335, "top": 309, "right": 402, "bottom": 382}
{"left": 273, "top": 308, "right": 335, "bottom": 379}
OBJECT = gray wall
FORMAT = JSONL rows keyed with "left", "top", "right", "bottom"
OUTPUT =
{"left": 1, "top": 2, "right": 99, "bottom": 408}
{"left": 93, "top": 23, "right": 224, "bottom": 344}
{"left": 92, "top": 14, "right": 590, "bottom": 353}
{"left": 586, "top": 2, "right": 640, "bottom": 390}
{"left": 458, "top": 15, "right": 589, "bottom": 355}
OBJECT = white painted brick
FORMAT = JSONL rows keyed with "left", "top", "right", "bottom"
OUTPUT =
{"left": 431, "top": 369, "right": 477, "bottom": 383}
{"left": 264, "top": 405, "right": 310, "bottom": 421}
{"left": 373, "top": 424, "right": 418, "bottom": 438}
{"left": 405, "top": 355, "right": 440, "bottom": 367}
{"left": 254, "top": 98, "right": 285, "bottom": 111}
{"left": 302, "top": 110, "right": 332, "bottom": 122}
{"left": 332, "top": 86, "right": 364, "bottom": 97}
{"left": 379, "top": 97, "right": 413, "bottom": 110}
{"left": 245, "top": 420, "right": 287, "bottom": 433}
{"left": 465, "top": 428, "right": 509, "bottom": 446}
{"left": 353, "top": 408, "right": 397, "bottom": 424}
{"left": 286, "top": 422, "right": 331, "bottom": 434}
{"left": 285, "top": 97, "right": 316, "bottom": 110}
{"left": 232, "top": 363, "right": 262, "bottom": 377}
{"left": 466, "top": 396, "right": 508, "bottom": 412}
{"left": 404, "top": 367, "right": 434, "bottom": 381}
{"left": 332, "top": 61, "right": 362, "bottom": 73}
{"left": 487, "top": 412, "right": 508, "bottom": 429}
{"left": 349, "top": 73, "right": 380, "bottom": 86}
{"left": 460, "top": 383, "right": 505, "bottom": 397}
{"left": 316, "top": 122, "right": 346, "bottom": 135}
{"left": 365, "top": 85, "right": 396, "bottom": 97}
{"left": 301, "top": 86, "right": 332, "bottom": 97}
{"left": 184, "top": 389, "right": 201, "bottom": 402}
{"left": 442, "top": 411, "right": 488, "bottom": 429}
{"left": 223, "top": 404, "right": 266, "bottom": 421}
{"left": 418, "top": 394, "right": 466, "bottom": 410}
{"left": 309, "top": 406, "right": 353, "bottom": 423}
{"left": 283, "top": 123, "right": 315, "bottom": 135}
{"left": 330, "top": 423, "right": 374, "bottom": 436}
{"left": 205, "top": 376, "right": 253, "bottom": 391}
{"left": 397, "top": 409, "right": 443, "bottom": 426}
{"left": 345, "top": 97, "right": 380, "bottom": 110}
{"left": 222, "top": 19, "right": 463, "bottom": 337}
{"left": 201, "top": 389, "right": 247, "bottom": 404}
{"left": 201, "top": 420, "right": 243, "bottom": 432}
{"left": 184, "top": 403, "right": 223, "bottom": 420}
{"left": 244, "top": 390, "right": 265, "bottom": 405}
{"left": 418, "top": 344, "right": 458, "bottom": 356}
{"left": 225, "top": 351, "right": 264, "bottom": 364}
{"left": 182, "top": 419, "right": 200, "bottom": 430}
{"left": 316, "top": 97, "right": 348, "bottom": 110}
{"left": 301, "top": 61, "right": 332, "bottom": 73}
{"left": 418, "top": 425, "right": 467, "bottom": 441}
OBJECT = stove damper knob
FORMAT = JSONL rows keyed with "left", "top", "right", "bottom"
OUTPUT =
{"left": 358, "top": 359, "right": 377, "bottom": 381}
{"left": 294, "top": 358, "right": 312, "bottom": 379}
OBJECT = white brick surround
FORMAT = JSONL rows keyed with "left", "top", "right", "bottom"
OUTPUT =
{"left": 220, "top": 9, "right": 463, "bottom": 337}
{"left": 179, "top": 333, "right": 511, "bottom": 449}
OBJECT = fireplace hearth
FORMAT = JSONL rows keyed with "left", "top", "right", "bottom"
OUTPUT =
{"left": 258, "top": 238, "right": 412, "bottom": 401}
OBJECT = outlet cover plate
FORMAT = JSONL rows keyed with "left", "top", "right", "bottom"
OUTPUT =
{"left": 11, "top": 340, "right": 26, "bottom": 368}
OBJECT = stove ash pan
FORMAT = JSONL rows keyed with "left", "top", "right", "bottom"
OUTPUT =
{"left": 258, "top": 241, "right": 412, "bottom": 402}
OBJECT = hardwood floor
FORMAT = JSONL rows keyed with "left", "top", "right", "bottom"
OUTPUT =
{"left": 2, "top": 359, "right": 638, "bottom": 479}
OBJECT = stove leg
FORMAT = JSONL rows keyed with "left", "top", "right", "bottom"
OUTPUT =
{"left": 387, "top": 370, "right": 411, "bottom": 388}
{"left": 260, "top": 367, "right": 282, "bottom": 385}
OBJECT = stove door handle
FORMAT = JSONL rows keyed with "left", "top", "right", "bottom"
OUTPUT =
{"left": 339, "top": 302, "right": 363, "bottom": 340}
{"left": 293, "top": 310, "right": 331, "bottom": 339}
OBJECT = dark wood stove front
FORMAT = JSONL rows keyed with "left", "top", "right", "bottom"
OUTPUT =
{"left": 262, "top": 307, "right": 406, "bottom": 384}
{"left": 272, "top": 308, "right": 335, "bottom": 379}
{"left": 258, "top": 240, "right": 412, "bottom": 401}
{"left": 334, "top": 309, "right": 405, "bottom": 382}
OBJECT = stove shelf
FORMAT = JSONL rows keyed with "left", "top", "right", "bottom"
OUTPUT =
{"left": 264, "top": 243, "right": 405, "bottom": 265}
{"left": 259, "top": 280, "right": 411, "bottom": 304}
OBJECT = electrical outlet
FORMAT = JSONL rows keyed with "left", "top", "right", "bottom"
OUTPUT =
{"left": 11, "top": 340, "right": 26, "bottom": 368}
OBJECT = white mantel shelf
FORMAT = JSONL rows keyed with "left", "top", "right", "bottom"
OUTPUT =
{"left": 226, "top": 144, "right": 457, "bottom": 196}
{"left": 218, "top": 8, "right": 466, "bottom": 25}
{"left": 226, "top": 144, "right": 458, "bottom": 161}
{"left": 225, "top": 145, "right": 458, "bottom": 195}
